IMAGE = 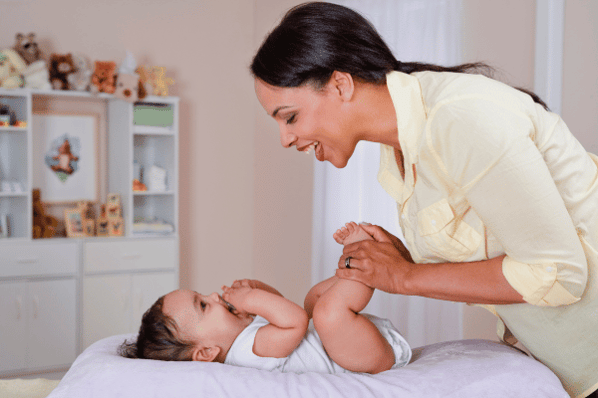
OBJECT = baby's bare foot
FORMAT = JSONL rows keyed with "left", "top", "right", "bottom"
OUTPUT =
{"left": 333, "top": 222, "right": 374, "bottom": 246}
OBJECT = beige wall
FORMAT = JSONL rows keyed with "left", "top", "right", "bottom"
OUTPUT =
{"left": 252, "top": 0, "right": 314, "bottom": 305}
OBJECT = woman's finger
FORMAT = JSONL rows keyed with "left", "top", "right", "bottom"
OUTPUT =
{"left": 359, "top": 224, "right": 394, "bottom": 243}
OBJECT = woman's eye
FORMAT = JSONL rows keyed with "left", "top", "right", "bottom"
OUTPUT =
{"left": 200, "top": 301, "right": 206, "bottom": 310}
{"left": 286, "top": 114, "right": 296, "bottom": 124}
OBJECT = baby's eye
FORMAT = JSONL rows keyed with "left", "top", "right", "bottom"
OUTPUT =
{"left": 286, "top": 114, "right": 296, "bottom": 125}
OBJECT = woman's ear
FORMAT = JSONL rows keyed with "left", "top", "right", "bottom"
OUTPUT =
{"left": 191, "top": 345, "right": 221, "bottom": 362}
{"left": 329, "top": 70, "right": 355, "bottom": 101}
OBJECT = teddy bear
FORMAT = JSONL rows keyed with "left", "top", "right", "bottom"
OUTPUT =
{"left": 22, "top": 60, "right": 51, "bottom": 90}
{"left": 67, "top": 53, "right": 92, "bottom": 91}
{"left": 149, "top": 66, "right": 174, "bottom": 96}
{"left": 13, "top": 33, "right": 43, "bottom": 65}
{"left": 32, "top": 188, "right": 58, "bottom": 239}
{"left": 0, "top": 49, "right": 26, "bottom": 88}
{"left": 51, "top": 138, "right": 79, "bottom": 175}
{"left": 91, "top": 61, "right": 116, "bottom": 94}
{"left": 49, "top": 53, "right": 76, "bottom": 90}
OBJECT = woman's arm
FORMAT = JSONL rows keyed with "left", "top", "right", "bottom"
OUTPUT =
{"left": 336, "top": 227, "right": 525, "bottom": 304}
{"left": 222, "top": 283, "right": 308, "bottom": 358}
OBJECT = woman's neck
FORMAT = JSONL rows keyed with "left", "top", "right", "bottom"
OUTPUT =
{"left": 351, "top": 81, "right": 400, "bottom": 150}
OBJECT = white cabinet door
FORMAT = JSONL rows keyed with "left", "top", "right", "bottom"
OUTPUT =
{"left": 27, "top": 279, "right": 77, "bottom": 369}
{"left": 131, "top": 272, "right": 177, "bottom": 328}
{"left": 83, "top": 271, "right": 178, "bottom": 350}
{"left": 0, "top": 282, "right": 27, "bottom": 372}
{"left": 83, "top": 274, "right": 131, "bottom": 350}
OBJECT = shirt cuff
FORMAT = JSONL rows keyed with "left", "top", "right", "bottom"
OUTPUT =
{"left": 502, "top": 256, "right": 581, "bottom": 307}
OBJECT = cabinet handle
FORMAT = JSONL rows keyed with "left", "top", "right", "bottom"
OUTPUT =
{"left": 122, "top": 253, "right": 141, "bottom": 260}
{"left": 16, "top": 297, "right": 22, "bottom": 320}
{"left": 33, "top": 295, "right": 39, "bottom": 318}
{"left": 17, "top": 257, "right": 39, "bottom": 264}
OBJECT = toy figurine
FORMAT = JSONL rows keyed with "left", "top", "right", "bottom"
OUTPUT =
{"left": 149, "top": 66, "right": 174, "bottom": 96}
{"left": 49, "top": 53, "right": 76, "bottom": 90}
{"left": 96, "top": 204, "right": 110, "bottom": 237}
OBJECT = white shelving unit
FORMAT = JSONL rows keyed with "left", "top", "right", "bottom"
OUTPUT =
{"left": 0, "top": 88, "right": 180, "bottom": 377}
{"left": 0, "top": 91, "right": 32, "bottom": 240}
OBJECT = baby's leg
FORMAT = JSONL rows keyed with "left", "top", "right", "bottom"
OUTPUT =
{"left": 305, "top": 223, "right": 373, "bottom": 318}
{"left": 313, "top": 279, "right": 394, "bottom": 373}
{"left": 313, "top": 223, "right": 394, "bottom": 374}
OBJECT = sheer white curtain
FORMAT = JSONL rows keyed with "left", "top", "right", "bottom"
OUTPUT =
{"left": 311, "top": 0, "right": 463, "bottom": 348}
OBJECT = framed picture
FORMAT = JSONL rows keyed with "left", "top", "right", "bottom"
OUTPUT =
{"left": 32, "top": 113, "right": 99, "bottom": 203}
{"left": 64, "top": 208, "right": 86, "bottom": 238}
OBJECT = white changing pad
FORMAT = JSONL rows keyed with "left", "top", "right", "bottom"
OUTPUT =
{"left": 48, "top": 335, "right": 568, "bottom": 398}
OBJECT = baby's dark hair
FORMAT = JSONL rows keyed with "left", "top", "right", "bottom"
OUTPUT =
{"left": 118, "top": 295, "right": 195, "bottom": 361}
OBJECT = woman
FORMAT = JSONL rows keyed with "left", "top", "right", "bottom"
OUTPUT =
{"left": 251, "top": 2, "right": 598, "bottom": 397}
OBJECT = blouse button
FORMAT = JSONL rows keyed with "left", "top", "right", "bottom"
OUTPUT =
{"left": 546, "top": 266, "right": 554, "bottom": 273}
{"left": 431, "top": 220, "right": 436, "bottom": 226}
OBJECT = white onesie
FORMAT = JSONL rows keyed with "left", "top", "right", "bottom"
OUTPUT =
{"left": 224, "top": 314, "right": 411, "bottom": 374}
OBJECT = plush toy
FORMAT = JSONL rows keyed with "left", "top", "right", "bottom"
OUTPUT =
{"left": 68, "top": 53, "right": 92, "bottom": 91}
{"left": 32, "top": 188, "right": 58, "bottom": 239}
{"left": 13, "top": 33, "right": 43, "bottom": 65}
{"left": 0, "top": 49, "right": 26, "bottom": 88}
{"left": 22, "top": 60, "right": 51, "bottom": 90}
{"left": 49, "top": 53, "right": 76, "bottom": 90}
{"left": 115, "top": 51, "right": 146, "bottom": 102}
{"left": 149, "top": 66, "right": 174, "bottom": 96}
{"left": 91, "top": 61, "right": 116, "bottom": 94}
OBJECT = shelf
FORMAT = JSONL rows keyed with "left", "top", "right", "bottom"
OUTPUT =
{"left": 0, "top": 192, "right": 28, "bottom": 198}
{"left": 132, "top": 190, "right": 175, "bottom": 196}
{"left": 0, "top": 127, "right": 28, "bottom": 133}
{"left": 133, "top": 125, "right": 175, "bottom": 135}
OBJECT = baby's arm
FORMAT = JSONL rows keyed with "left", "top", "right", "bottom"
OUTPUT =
{"left": 227, "top": 279, "right": 284, "bottom": 298}
{"left": 222, "top": 283, "right": 308, "bottom": 358}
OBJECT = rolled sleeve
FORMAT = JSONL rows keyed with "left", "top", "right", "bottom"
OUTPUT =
{"left": 428, "top": 98, "right": 588, "bottom": 307}
{"left": 502, "top": 256, "right": 581, "bottom": 306}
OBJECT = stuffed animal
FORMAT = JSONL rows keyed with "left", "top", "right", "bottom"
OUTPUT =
{"left": 49, "top": 53, "right": 76, "bottom": 90}
{"left": 13, "top": 33, "right": 43, "bottom": 65}
{"left": 91, "top": 61, "right": 116, "bottom": 94}
{"left": 67, "top": 53, "right": 92, "bottom": 91}
{"left": 32, "top": 188, "right": 58, "bottom": 239}
{"left": 0, "top": 49, "right": 26, "bottom": 88}
{"left": 149, "top": 66, "right": 174, "bottom": 96}
{"left": 115, "top": 51, "right": 146, "bottom": 102}
{"left": 22, "top": 60, "right": 51, "bottom": 90}
{"left": 136, "top": 66, "right": 153, "bottom": 96}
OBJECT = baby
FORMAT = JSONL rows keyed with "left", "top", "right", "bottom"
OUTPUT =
{"left": 120, "top": 222, "right": 411, "bottom": 374}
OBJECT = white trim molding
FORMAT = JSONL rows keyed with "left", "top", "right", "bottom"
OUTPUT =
{"left": 534, "top": 0, "right": 565, "bottom": 115}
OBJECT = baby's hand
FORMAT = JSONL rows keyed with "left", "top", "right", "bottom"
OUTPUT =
{"left": 230, "top": 279, "right": 259, "bottom": 290}
{"left": 222, "top": 284, "right": 254, "bottom": 315}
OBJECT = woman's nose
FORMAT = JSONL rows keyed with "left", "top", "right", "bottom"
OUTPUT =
{"left": 280, "top": 127, "right": 297, "bottom": 148}
{"left": 208, "top": 292, "right": 220, "bottom": 302}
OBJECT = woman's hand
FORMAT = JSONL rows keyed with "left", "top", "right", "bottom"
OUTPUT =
{"left": 336, "top": 224, "right": 414, "bottom": 294}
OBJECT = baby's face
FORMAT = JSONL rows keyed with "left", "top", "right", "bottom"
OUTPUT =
{"left": 162, "top": 289, "right": 252, "bottom": 352}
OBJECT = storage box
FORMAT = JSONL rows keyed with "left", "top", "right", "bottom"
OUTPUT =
{"left": 133, "top": 103, "right": 174, "bottom": 128}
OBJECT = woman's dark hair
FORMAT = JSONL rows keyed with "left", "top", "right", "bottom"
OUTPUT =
{"left": 118, "top": 295, "right": 196, "bottom": 361}
{"left": 251, "top": 1, "right": 548, "bottom": 110}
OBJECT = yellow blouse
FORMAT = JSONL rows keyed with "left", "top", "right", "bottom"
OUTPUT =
{"left": 379, "top": 71, "right": 598, "bottom": 398}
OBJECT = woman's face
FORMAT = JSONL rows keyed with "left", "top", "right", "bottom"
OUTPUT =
{"left": 254, "top": 77, "right": 359, "bottom": 168}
